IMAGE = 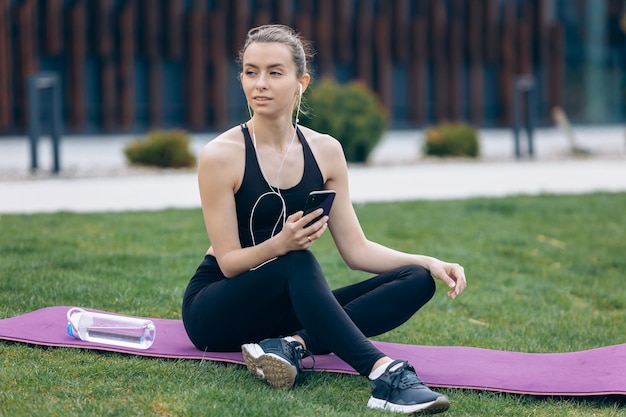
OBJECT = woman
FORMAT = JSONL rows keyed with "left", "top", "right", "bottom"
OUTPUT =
{"left": 182, "top": 24, "right": 466, "bottom": 415}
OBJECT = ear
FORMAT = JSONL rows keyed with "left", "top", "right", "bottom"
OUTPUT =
{"left": 298, "top": 73, "right": 311, "bottom": 95}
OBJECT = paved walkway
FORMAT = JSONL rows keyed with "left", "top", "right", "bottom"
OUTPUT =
{"left": 0, "top": 126, "right": 625, "bottom": 213}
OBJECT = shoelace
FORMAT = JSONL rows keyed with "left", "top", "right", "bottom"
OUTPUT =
{"left": 287, "top": 341, "right": 316, "bottom": 373}
{"left": 384, "top": 361, "right": 424, "bottom": 401}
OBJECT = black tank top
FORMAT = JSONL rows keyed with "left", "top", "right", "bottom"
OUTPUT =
{"left": 235, "top": 124, "right": 324, "bottom": 248}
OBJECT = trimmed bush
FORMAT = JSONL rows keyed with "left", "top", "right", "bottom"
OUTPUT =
{"left": 124, "top": 130, "right": 196, "bottom": 168}
{"left": 423, "top": 122, "right": 480, "bottom": 158}
{"left": 299, "top": 79, "right": 389, "bottom": 163}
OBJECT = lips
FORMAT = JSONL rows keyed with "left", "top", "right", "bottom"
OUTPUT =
{"left": 253, "top": 96, "right": 272, "bottom": 102}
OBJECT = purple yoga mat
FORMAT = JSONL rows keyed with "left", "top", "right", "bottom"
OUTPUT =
{"left": 1, "top": 306, "right": 625, "bottom": 396}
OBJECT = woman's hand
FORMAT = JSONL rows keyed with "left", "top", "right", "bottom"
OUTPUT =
{"left": 427, "top": 259, "right": 467, "bottom": 299}
{"left": 279, "top": 209, "right": 328, "bottom": 251}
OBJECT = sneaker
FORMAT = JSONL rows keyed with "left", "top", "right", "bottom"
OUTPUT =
{"left": 241, "top": 338, "right": 314, "bottom": 389}
{"left": 367, "top": 360, "right": 450, "bottom": 415}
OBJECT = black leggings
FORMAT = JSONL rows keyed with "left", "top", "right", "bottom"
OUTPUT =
{"left": 182, "top": 250, "right": 436, "bottom": 376}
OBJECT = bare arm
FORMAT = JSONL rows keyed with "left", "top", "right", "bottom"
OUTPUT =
{"left": 311, "top": 132, "right": 467, "bottom": 298}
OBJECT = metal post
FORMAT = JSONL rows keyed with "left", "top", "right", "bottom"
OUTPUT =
{"left": 27, "top": 72, "right": 62, "bottom": 173}
{"left": 27, "top": 76, "right": 40, "bottom": 171}
{"left": 513, "top": 81, "right": 521, "bottom": 158}
{"left": 512, "top": 76, "right": 535, "bottom": 159}
{"left": 526, "top": 82, "right": 535, "bottom": 157}
{"left": 51, "top": 74, "right": 62, "bottom": 173}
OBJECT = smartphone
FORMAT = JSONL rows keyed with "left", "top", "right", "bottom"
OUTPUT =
{"left": 303, "top": 190, "right": 336, "bottom": 227}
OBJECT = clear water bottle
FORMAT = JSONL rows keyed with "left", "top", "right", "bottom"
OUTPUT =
{"left": 67, "top": 307, "right": 156, "bottom": 349}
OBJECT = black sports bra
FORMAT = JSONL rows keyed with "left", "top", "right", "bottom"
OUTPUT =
{"left": 234, "top": 124, "right": 324, "bottom": 248}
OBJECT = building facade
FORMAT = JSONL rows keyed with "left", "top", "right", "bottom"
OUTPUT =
{"left": 0, "top": 0, "right": 624, "bottom": 135}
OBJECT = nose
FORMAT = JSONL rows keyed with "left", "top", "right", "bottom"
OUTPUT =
{"left": 255, "top": 73, "right": 268, "bottom": 90}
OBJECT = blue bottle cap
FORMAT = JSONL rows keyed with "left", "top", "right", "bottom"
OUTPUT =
{"left": 67, "top": 322, "right": 76, "bottom": 338}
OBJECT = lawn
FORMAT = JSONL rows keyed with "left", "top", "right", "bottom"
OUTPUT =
{"left": 1, "top": 193, "right": 625, "bottom": 416}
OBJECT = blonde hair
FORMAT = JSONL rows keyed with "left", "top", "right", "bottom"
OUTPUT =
{"left": 237, "top": 24, "right": 314, "bottom": 78}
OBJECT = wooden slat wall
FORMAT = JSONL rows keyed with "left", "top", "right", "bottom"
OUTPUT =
{"left": 408, "top": 13, "right": 427, "bottom": 124}
{"left": 485, "top": 0, "right": 499, "bottom": 64}
{"left": 119, "top": 0, "right": 135, "bottom": 130}
{"left": 355, "top": 0, "right": 374, "bottom": 87}
{"left": 17, "top": 0, "right": 37, "bottom": 128}
{"left": 335, "top": 0, "right": 353, "bottom": 64}
{"left": 166, "top": 0, "right": 184, "bottom": 60}
{"left": 187, "top": 0, "right": 206, "bottom": 130}
{"left": 374, "top": 2, "right": 392, "bottom": 111}
{"left": 499, "top": 0, "right": 517, "bottom": 125}
{"left": 448, "top": 0, "right": 464, "bottom": 121}
{"left": 431, "top": 0, "right": 448, "bottom": 121}
{"left": 537, "top": 0, "right": 552, "bottom": 121}
{"left": 1, "top": 0, "right": 574, "bottom": 134}
{"left": 254, "top": 0, "right": 272, "bottom": 26}
{"left": 45, "top": 0, "right": 63, "bottom": 56}
{"left": 209, "top": 0, "right": 229, "bottom": 129}
{"left": 232, "top": 1, "right": 250, "bottom": 58}
{"left": 392, "top": 0, "right": 410, "bottom": 65}
{"left": 316, "top": 0, "right": 334, "bottom": 79}
{"left": 143, "top": 0, "right": 160, "bottom": 129}
{"left": 549, "top": 22, "right": 565, "bottom": 113}
{"left": 0, "top": 0, "right": 11, "bottom": 131}
{"left": 276, "top": 0, "right": 294, "bottom": 28}
{"left": 97, "top": 0, "right": 116, "bottom": 131}
{"left": 68, "top": 0, "right": 86, "bottom": 130}
{"left": 468, "top": 0, "right": 484, "bottom": 125}
{"left": 295, "top": 0, "right": 314, "bottom": 46}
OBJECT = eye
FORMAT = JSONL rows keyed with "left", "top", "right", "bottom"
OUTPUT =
{"left": 270, "top": 71, "right": 282, "bottom": 76}
{"left": 244, "top": 70, "right": 257, "bottom": 77}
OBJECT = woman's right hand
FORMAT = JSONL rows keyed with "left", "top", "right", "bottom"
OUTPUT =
{"left": 279, "top": 209, "right": 328, "bottom": 251}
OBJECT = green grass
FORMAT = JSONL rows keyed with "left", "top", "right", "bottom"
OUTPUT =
{"left": 1, "top": 193, "right": 625, "bottom": 416}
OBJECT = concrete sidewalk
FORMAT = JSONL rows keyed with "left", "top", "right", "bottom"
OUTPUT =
{"left": 0, "top": 126, "right": 625, "bottom": 213}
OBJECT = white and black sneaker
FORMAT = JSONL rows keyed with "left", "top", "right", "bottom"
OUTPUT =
{"left": 367, "top": 360, "right": 450, "bottom": 415}
{"left": 241, "top": 338, "right": 315, "bottom": 389}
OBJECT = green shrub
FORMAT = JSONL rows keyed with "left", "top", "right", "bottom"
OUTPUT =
{"left": 124, "top": 130, "right": 196, "bottom": 168}
{"left": 423, "top": 122, "right": 480, "bottom": 157}
{"left": 299, "top": 79, "right": 389, "bottom": 163}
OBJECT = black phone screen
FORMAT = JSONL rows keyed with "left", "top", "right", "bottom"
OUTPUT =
{"left": 303, "top": 190, "right": 336, "bottom": 226}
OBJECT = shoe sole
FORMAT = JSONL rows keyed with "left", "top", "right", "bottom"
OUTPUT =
{"left": 367, "top": 395, "right": 450, "bottom": 415}
{"left": 241, "top": 343, "right": 298, "bottom": 390}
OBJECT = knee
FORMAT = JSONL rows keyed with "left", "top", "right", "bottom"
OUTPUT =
{"left": 402, "top": 265, "right": 436, "bottom": 301}
{"left": 289, "top": 249, "right": 317, "bottom": 264}
{"left": 267, "top": 250, "right": 322, "bottom": 278}
{"left": 275, "top": 250, "right": 318, "bottom": 269}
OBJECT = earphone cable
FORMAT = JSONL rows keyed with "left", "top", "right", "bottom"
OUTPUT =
{"left": 246, "top": 87, "right": 303, "bottom": 270}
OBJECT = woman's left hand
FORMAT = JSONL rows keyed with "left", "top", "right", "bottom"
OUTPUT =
{"left": 428, "top": 260, "right": 467, "bottom": 299}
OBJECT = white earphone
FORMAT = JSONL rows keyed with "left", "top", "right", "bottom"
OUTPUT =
{"left": 245, "top": 82, "right": 304, "bottom": 270}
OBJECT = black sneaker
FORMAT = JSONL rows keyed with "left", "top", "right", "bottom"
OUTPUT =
{"left": 367, "top": 360, "right": 450, "bottom": 414}
{"left": 241, "top": 338, "right": 315, "bottom": 389}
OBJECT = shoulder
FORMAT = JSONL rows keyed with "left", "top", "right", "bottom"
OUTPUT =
{"left": 199, "top": 125, "right": 245, "bottom": 165}
{"left": 298, "top": 125, "right": 345, "bottom": 164}
{"left": 198, "top": 125, "right": 246, "bottom": 190}
{"left": 298, "top": 125, "right": 347, "bottom": 183}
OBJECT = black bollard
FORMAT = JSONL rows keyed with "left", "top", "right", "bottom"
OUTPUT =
{"left": 512, "top": 76, "right": 536, "bottom": 159}
{"left": 28, "top": 72, "right": 63, "bottom": 173}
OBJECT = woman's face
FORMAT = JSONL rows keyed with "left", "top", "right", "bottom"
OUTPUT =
{"left": 240, "top": 42, "right": 305, "bottom": 118}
